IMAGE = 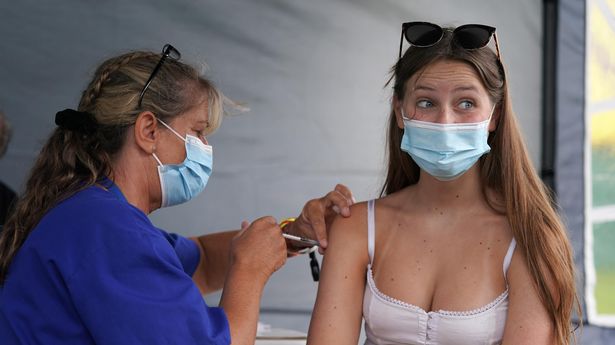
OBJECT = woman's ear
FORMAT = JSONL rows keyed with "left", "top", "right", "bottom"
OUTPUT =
{"left": 393, "top": 96, "right": 405, "bottom": 129}
{"left": 133, "top": 111, "right": 159, "bottom": 154}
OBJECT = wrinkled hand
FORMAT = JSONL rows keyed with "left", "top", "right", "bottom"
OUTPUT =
{"left": 285, "top": 184, "right": 355, "bottom": 253}
{"left": 229, "top": 216, "right": 287, "bottom": 283}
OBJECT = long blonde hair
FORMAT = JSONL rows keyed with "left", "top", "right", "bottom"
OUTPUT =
{"left": 0, "top": 47, "right": 225, "bottom": 284}
{"left": 382, "top": 29, "right": 579, "bottom": 344}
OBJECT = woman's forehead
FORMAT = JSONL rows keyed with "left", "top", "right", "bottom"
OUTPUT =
{"left": 170, "top": 103, "right": 209, "bottom": 126}
{"left": 408, "top": 59, "right": 485, "bottom": 93}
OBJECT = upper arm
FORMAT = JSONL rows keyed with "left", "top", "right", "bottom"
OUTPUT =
{"left": 190, "top": 236, "right": 210, "bottom": 294}
{"left": 191, "top": 230, "right": 238, "bottom": 294}
{"left": 502, "top": 248, "right": 555, "bottom": 345}
{"left": 307, "top": 203, "right": 369, "bottom": 345}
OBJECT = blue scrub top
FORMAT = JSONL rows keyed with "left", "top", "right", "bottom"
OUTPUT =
{"left": 0, "top": 181, "right": 230, "bottom": 344}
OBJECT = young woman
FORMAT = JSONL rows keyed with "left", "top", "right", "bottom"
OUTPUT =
{"left": 307, "top": 22, "right": 579, "bottom": 345}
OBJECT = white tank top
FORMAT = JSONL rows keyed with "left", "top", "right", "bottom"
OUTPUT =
{"left": 362, "top": 199, "right": 516, "bottom": 345}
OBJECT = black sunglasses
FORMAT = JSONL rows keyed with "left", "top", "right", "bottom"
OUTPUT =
{"left": 138, "top": 43, "right": 181, "bottom": 108}
{"left": 399, "top": 22, "right": 501, "bottom": 61}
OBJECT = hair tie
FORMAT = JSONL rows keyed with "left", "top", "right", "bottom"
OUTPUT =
{"left": 55, "top": 109, "right": 98, "bottom": 134}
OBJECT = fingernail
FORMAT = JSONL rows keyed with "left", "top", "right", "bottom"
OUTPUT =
{"left": 343, "top": 207, "right": 350, "bottom": 216}
{"left": 332, "top": 205, "right": 341, "bottom": 214}
{"left": 351, "top": 197, "right": 357, "bottom": 204}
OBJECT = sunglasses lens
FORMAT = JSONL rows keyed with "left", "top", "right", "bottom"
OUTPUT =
{"left": 404, "top": 22, "right": 443, "bottom": 47}
{"left": 454, "top": 25, "right": 494, "bottom": 49}
{"left": 162, "top": 44, "right": 181, "bottom": 60}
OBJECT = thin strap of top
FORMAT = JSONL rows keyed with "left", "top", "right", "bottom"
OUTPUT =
{"left": 502, "top": 237, "right": 517, "bottom": 284}
{"left": 367, "top": 199, "right": 375, "bottom": 264}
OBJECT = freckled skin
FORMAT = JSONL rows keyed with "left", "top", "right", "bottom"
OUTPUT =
{"left": 307, "top": 60, "right": 546, "bottom": 345}
{"left": 401, "top": 60, "right": 495, "bottom": 124}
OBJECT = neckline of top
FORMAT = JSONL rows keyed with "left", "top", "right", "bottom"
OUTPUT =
{"left": 366, "top": 265, "right": 508, "bottom": 317}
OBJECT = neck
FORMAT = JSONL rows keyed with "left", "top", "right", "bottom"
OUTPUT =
{"left": 413, "top": 164, "right": 486, "bottom": 210}
{"left": 111, "top": 152, "right": 161, "bottom": 215}
{"left": 113, "top": 172, "right": 151, "bottom": 214}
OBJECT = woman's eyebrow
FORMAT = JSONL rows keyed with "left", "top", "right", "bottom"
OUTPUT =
{"left": 411, "top": 84, "right": 481, "bottom": 94}
{"left": 452, "top": 85, "right": 480, "bottom": 93}
{"left": 412, "top": 84, "right": 436, "bottom": 92}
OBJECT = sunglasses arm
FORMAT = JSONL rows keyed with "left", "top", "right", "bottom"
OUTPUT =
{"left": 398, "top": 27, "right": 405, "bottom": 61}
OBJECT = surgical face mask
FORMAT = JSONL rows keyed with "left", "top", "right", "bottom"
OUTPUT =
{"left": 400, "top": 109, "right": 492, "bottom": 181}
{"left": 152, "top": 119, "right": 213, "bottom": 207}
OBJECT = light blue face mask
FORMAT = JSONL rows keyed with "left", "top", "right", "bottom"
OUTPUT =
{"left": 400, "top": 111, "right": 492, "bottom": 181}
{"left": 152, "top": 119, "right": 213, "bottom": 208}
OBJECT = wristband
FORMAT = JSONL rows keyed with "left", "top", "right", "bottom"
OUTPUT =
{"left": 279, "top": 217, "right": 296, "bottom": 231}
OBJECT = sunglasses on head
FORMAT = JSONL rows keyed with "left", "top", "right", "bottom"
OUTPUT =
{"left": 138, "top": 43, "right": 181, "bottom": 108}
{"left": 398, "top": 22, "right": 501, "bottom": 61}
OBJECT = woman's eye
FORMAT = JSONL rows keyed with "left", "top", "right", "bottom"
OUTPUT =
{"left": 459, "top": 100, "right": 474, "bottom": 109}
{"left": 416, "top": 100, "right": 433, "bottom": 108}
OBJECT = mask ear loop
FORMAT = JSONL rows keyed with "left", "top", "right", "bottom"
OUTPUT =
{"left": 152, "top": 153, "right": 164, "bottom": 166}
{"left": 400, "top": 104, "right": 420, "bottom": 122}
{"left": 485, "top": 103, "right": 497, "bottom": 127}
{"left": 156, "top": 117, "right": 187, "bottom": 142}
{"left": 151, "top": 117, "right": 189, "bottom": 167}
{"left": 401, "top": 106, "right": 408, "bottom": 121}
{"left": 400, "top": 103, "right": 414, "bottom": 122}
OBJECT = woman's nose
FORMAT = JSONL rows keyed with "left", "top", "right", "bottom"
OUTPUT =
{"left": 433, "top": 106, "right": 454, "bottom": 124}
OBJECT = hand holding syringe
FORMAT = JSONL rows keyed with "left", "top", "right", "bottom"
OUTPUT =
{"left": 281, "top": 233, "right": 320, "bottom": 247}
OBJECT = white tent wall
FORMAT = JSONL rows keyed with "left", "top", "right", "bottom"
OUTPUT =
{"left": 0, "top": 0, "right": 546, "bottom": 335}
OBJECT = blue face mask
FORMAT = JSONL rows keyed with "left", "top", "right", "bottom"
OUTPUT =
{"left": 152, "top": 119, "right": 213, "bottom": 208}
{"left": 400, "top": 112, "right": 491, "bottom": 181}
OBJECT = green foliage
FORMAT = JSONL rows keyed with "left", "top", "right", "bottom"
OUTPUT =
{"left": 596, "top": 269, "right": 615, "bottom": 314}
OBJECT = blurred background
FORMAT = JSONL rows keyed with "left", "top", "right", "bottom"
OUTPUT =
{"left": 0, "top": 0, "right": 613, "bottom": 343}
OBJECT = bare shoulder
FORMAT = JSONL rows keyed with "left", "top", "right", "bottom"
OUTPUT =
{"left": 507, "top": 236, "right": 558, "bottom": 302}
{"left": 329, "top": 201, "right": 369, "bottom": 239}
{"left": 326, "top": 201, "right": 370, "bottom": 263}
{"left": 503, "top": 244, "right": 555, "bottom": 343}
{"left": 507, "top": 247, "right": 533, "bottom": 291}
